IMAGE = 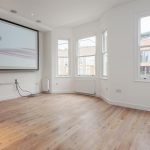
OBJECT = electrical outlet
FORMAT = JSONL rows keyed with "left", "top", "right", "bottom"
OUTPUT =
{"left": 15, "top": 79, "right": 18, "bottom": 84}
{"left": 35, "top": 82, "right": 39, "bottom": 85}
{"left": 116, "top": 89, "right": 122, "bottom": 93}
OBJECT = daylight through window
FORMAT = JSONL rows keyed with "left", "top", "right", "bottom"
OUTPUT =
{"left": 58, "top": 40, "right": 69, "bottom": 76}
{"left": 77, "top": 36, "right": 96, "bottom": 76}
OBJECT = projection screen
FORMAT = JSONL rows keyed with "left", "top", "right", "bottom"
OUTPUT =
{"left": 0, "top": 19, "right": 39, "bottom": 70}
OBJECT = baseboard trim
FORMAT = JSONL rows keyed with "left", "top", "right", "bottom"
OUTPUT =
{"left": 75, "top": 92, "right": 96, "bottom": 97}
{"left": 51, "top": 90, "right": 75, "bottom": 94}
{"left": 98, "top": 95, "right": 150, "bottom": 112}
{"left": 1, "top": 91, "right": 150, "bottom": 112}
{"left": 50, "top": 92, "right": 150, "bottom": 111}
{"left": 0, "top": 95, "right": 20, "bottom": 102}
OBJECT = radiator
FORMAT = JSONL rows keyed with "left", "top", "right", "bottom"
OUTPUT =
{"left": 75, "top": 79, "right": 96, "bottom": 95}
{"left": 42, "top": 79, "right": 50, "bottom": 92}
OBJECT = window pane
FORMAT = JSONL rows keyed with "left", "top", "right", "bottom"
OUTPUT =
{"left": 58, "top": 40, "right": 68, "bottom": 57}
{"left": 141, "top": 16, "right": 150, "bottom": 34}
{"left": 77, "top": 36, "right": 96, "bottom": 76}
{"left": 102, "top": 31, "right": 108, "bottom": 53}
{"left": 58, "top": 58, "right": 69, "bottom": 76}
{"left": 78, "top": 56, "right": 95, "bottom": 76}
{"left": 140, "top": 16, "right": 150, "bottom": 78}
{"left": 140, "top": 51, "right": 150, "bottom": 78}
{"left": 102, "top": 53, "right": 108, "bottom": 77}
{"left": 102, "top": 30, "right": 108, "bottom": 77}
{"left": 78, "top": 36, "right": 96, "bottom": 56}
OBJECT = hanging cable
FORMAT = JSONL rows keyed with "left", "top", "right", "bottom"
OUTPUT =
{"left": 15, "top": 82, "right": 24, "bottom": 97}
{"left": 15, "top": 79, "right": 36, "bottom": 97}
{"left": 17, "top": 84, "right": 33, "bottom": 95}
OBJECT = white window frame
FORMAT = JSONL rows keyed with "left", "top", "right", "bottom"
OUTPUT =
{"left": 136, "top": 13, "right": 150, "bottom": 82}
{"left": 56, "top": 39, "right": 71, "bottom": 78}
{"left": 76, "top": 36, "right": 96, "bottom": 77}
{"left": 101, "top": 30, "right": 108, "bottom": 79}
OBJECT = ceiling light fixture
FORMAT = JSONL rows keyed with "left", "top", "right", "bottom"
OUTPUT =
{"left": 36, "top": 20, "right": 42, "bottom": 23}
{"left": 10, "top": 9, "right": 18, "bottom": 14}
{"left": 31, "top": 13, "right": 35, "bottom": 17}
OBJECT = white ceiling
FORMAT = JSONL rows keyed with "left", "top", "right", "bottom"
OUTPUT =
{"left": 0, "top": 0, "right": 133, "bottom": 29}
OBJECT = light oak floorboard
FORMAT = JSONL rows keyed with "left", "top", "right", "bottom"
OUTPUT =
{"left": 0, "top": 94, "right": 149, "bottom": 150}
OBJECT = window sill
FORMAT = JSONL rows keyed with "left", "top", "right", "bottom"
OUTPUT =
{"left": 56, "top": 76, "right": 71, "bottom": 78}
{"left": 101, "top": 76, "right": 108, "bottom": 80}
{"left": 135, "top": 79, "right": 150, "bottom": 83}
{"left": 75, "top": 75, "right": 96, "bottom": 79}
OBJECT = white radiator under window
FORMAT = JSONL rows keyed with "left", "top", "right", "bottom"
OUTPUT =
{"left": 75, "top": 79, "right": 96, "bottom": 95}
{"left": 42, "top": 79, "right": 50, "bottom": 92}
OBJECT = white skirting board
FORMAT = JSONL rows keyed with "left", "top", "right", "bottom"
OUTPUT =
{"left": 98, "top": 95, "right": 150, "bottom": 112}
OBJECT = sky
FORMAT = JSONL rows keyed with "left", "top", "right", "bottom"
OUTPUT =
{"left": 141, "top": 16, "right": 150, "bottom": 34}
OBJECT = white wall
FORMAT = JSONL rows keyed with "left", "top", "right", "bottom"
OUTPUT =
{"left": 2, "top": 0, "right": 150, "bottom": 111}
{"left": 71, "top": 0, "right": 150, "bottom": 110}
{"left": 0, "top": 32, "right": 44, "bottom": 101}
{"left": 99, "top": 0, "right": 150, "bottom": 110}
{"left": 72, "top": 21, "right": 110, "bottom": 99}
{"left": 50, "top": 27, "right": 74, "bottom": 93}
{"left": 72, "top": 22, "right": 100, "bottom": 95}
{"left": 42, "top": 31, "right": 51, "bottom": 92}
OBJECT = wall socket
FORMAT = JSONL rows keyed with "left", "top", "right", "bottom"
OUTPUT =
{"left": 35, "top": 82, "right": 39, "bottom": 85}
{"left": 15, "top": 79, "right": 18, "bottom": 84}
{"left": 116, "top": 89, "right": 122, "bottom": 93}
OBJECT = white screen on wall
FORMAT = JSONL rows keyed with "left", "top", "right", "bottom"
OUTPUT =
{"left": 0, "top": 19, "right": 38, "bottom": 70}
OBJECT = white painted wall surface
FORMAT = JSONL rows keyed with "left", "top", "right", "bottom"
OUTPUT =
{"left": 50, "top": 27, "right": 74, "bottom": 93}
{"left": 72, "top": 0, "right": 150, "bottom": 110}
{"left": 72, "top": 22, "right": 101, "bottom": 95}
{"left": 100, "top": 0, "right": 150, "bottom": 109}
{"left": 1, "top": 0, "right": 150, "bottom": 111}
{"left": 42, "top": 31, "right": 51, "bottom": 92}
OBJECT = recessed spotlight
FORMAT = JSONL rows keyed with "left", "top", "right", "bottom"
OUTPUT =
{"left": 31, "top": 13, "right": 35, "bottom": 17}
{"left": 10, "top": 9, "right": 18, "bottom": 14}
{"left": 36, "top": 20, "right": 42, "bottom": 23}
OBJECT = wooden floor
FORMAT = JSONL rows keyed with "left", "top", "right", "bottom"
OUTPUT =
{"left": 0, "top": 94, "right": 149, "bottom": 150}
